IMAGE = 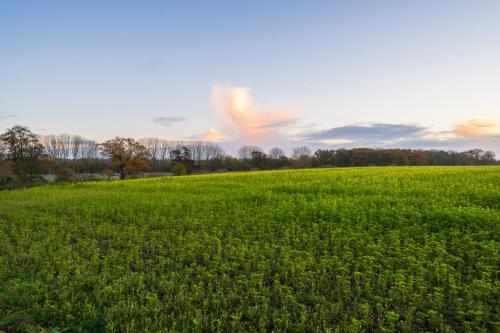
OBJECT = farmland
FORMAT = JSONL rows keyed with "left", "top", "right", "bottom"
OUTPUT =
{"left": 0, "top": 167, "right": 499, "bottom": 332}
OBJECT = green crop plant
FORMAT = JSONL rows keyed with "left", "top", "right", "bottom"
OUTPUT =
{"left": 0, "top": 167, "right": 499, "bottom": 332}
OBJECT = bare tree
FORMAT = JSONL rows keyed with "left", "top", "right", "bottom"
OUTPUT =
{"left": 71, "top": 135, "right": 83, "bottom": 160}
{"left": 205, "top": 143, "right": 224, "bottom": 161}
{"left": 160, "top": 139, "right": 174, "bottom": 163}
{"left": 81, "top": 139, "right": 99, "bottom": 159}
{"left": 40, "top": 134, "right": 59, "bottom": 158}
{"left": 238, "top": 145, "right": 263, "bottom": 160}
{"left": 56, "top": 134, "right": 72, "bottom": 160}
{"left": 154, "top": 139, "right": 187, "bottom": 164}
{"left": 165, "top": 140, "right": 179, "bottom": 161}
{"left": 140, "top": 137, "right": 161, "bottom": 162}
{"left": 269, "top": 147, "right": 285, "bottom": 160}
{"left": 42, "top": 134, "right": 94, "bottom": 160}
{"left": 157, "top": 140, "right": 169, "bottom": 164}
{"left": 191, "top": 140, "right": 206, "bottom": 163}
{"left": 292, "top": 146, "right": 312, "bottom": 159}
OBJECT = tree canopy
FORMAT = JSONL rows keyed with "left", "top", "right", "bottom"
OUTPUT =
{"left": 0, "top": 125, "right": 44, "bottom": 182}
{"left": 99, "top": 137, "right": 151, "bottom": 179}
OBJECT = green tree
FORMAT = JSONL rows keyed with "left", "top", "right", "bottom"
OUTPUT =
{"left": 0, "top": 125, "right": 44, "bottom": 182}
{"left": 312, "top": 149, "right": 335, "bottom": 166}
{"left": 251, "top": 150, "right": 270, "bottom": 169}
{"left": 170, "top": 146, "right": 194, "bottom": 174}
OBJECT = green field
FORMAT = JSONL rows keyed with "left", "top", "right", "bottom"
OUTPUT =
{"left": 0, "top": 167, "right": 499, "bottom": 332}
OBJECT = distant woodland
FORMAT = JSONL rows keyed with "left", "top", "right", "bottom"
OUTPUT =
{"left": 1, "top": 125, "right": 498, "bottom": 189}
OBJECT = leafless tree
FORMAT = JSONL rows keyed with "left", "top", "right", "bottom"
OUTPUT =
{"left": 158, "top": 139, "right": 170, "bottom": 163}
{"left": 71, "top": 135, "right": 83, "bottom": 160}
{"left": 269, "top": 147, "right": 285, "bottom": 160}
{"left": 40, "top": 134, "right": 59, "bottom": 158}
{"left": 140, "top": 137, "right": 161, "bottom": 162}
{"left": 292, "top": 146, "right": 312, "bottom": 159}
{"left": 42, "top": 134, "right": 92, "bottom": 160}
{"left": 56, "top": 134, "right": 72, "bottom": 160}
{"left": 238, "top": 145, "right": 263, "bottom": 160}
{"left": 191, "top": 140, "right": 206, "bottom": 163}
{"left": 155, "top": 140, "right": 186, "bottom": 163}
{"left": 81, "top": 139, "right": 99, "bottom": 159}
{"left": 205, "top": 143, "right": 224, "bottom": 160}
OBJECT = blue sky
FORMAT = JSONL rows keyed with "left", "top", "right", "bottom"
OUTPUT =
{"left": 1, "top": 1, "right": 499, "bottom": 154}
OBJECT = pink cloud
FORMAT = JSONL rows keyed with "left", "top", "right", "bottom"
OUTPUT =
{"left": 201, "top": 128, "right": 224, "bottom": 142}
{"left": 208, "top": 85, "right": 298, "bottom": 145}
{"left": 452, "top": 119, "right": 499, "bottom": 137}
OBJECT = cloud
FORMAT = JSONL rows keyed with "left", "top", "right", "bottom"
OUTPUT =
{"left": 152, "top": 116, "right": 186, "bottom": 126}
{"left": 398, "top": 135, "right": 500, "bottom": 155}
{"left": 253, "top": 118, "right": 299, "bottom": 129}
{"left": 298, "top": 123, "right": 318, "bottom": 129}
{"left": 208, "top": 85, "right": 298, "bottom": 145}
{"left": 202, "top": 128, "right": 224, "bottom": 142}
{"left": 298, "top": 119, "right": 500, "bottom": 155}
{"left": 0, "top": 113, "right": 17, "bottom": 121}
{"left": 303, "top": 123, "right": 427, "bottom": 142}
{"left": 452, "top": 119, "right": 499, "bottom": 137}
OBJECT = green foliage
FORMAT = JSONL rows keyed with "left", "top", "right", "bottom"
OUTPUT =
{"left": 171, "top": 163, "right": 188, "bottom": 176}
{"left": 0, "top": 167, "right": 499, "bottom": 332}
{"left": 0, "top": 125, "right": 44, "bottom": 182}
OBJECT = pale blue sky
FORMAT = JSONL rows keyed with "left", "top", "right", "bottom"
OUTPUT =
{"left": 1, "top": 1, "right": 499, "bottom": 153}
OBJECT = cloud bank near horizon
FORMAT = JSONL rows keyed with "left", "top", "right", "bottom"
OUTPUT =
{"left": 198, "top": 85, "right": 499, "bottom": 155}
{"left": 297, "top": 119, "right": 500, "bottom": 154}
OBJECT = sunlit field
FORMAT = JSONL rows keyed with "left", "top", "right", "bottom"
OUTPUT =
{"left": 1, "top": 167, "right": 499, "bottom": 332}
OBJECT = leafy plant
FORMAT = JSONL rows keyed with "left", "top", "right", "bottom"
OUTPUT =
{"left": 0, "top": 166, "right": 499, "bottom": 332}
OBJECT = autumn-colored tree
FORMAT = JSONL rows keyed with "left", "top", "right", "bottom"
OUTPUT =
{"left": 99, "top": 137, "right": 151, "bottom": 179}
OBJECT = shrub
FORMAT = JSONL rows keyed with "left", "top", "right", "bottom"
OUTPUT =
{"left": 55, "top": 167, "right": 76, "bottom": 182}
{"left": 0, "top": 160, "right": 16, "bottom": 187}
{"left": 171, "top": 163, "right": 187, "bottom": 176}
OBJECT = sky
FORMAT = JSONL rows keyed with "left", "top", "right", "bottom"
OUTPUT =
{"left": 1, "top": 0, "right": 500, "bottom": 155}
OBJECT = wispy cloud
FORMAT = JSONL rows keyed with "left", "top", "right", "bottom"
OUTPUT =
{"left": 297, "top": 123, "right": 318, "bottom": 129}
{"left": 0, "top": 113, "right": 17, "bottom": 121}
{"left": 152, "top": 116, "right": 186, "bottom": 126}
{"left": 253, "top": 118, "right": 299, "bottom": 129}
{"left": 208, "top": 85, "right": 298, "bottom": 145}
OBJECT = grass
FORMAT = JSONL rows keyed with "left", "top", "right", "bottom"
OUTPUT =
{"left": 0, "top": 166, "right": 499, "bottom": 332}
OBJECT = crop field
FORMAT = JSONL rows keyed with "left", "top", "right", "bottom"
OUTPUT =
{"left": 0, "top": 167, "right": 499, "bottom": 332}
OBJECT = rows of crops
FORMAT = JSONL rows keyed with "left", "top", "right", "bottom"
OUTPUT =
{"left": 0, "top": 167, "right": 499, "bottom": 332}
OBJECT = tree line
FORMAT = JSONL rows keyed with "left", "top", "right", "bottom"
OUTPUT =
{"left": 0, "top": 125, "right": 498, "bottom": 188}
